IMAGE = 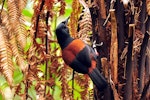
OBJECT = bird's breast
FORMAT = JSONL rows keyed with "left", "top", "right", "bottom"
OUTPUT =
{"left": 62, "top": 39, "right": 86, "bottom": 65}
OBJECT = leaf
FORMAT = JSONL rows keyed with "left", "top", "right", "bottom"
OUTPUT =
{"left": 7, "top": 0, "right": 27, "bottom": 50}
{"left": 0, "top": 26, "right": 14, "bottom": 86}
{"left": 77, "top": 0, "right": 92, "bottom": 44}
{"left": 24, "top": 37, "right": 32, "bottom": 53}
{"left": 28, "top": 86, "right": 36, "bottom": 100}
{"left": 9, "top": 34, "right": 27, "bottom": 72}
{"left": 6, "top": 0, "right": 28, "bottom": 72}
{"left": 22, "top": 8, "right": 33, "bottom": 18}
{"left": 13, "top": 68, "right": 23, "bottom": 84}
{"left": 18, "top": 0, "right": 28, "bottom": 12}
{"left": 70, "top": 0, "right": 82, "bottom": 38}
{"left": 0, "top": 76, "right": 8, "bottom": 90}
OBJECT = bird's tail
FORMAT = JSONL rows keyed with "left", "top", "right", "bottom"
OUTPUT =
{"left": 88, "top": 67, "right": 108, "bottom": 91}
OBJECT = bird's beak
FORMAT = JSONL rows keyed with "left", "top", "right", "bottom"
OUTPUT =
{"left": 64, "top": 16, "right": 70, "bottom": 25}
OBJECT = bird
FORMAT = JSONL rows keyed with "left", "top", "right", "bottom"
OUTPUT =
{"left": 55, "top": 17, "right": 108, "bottom": 91}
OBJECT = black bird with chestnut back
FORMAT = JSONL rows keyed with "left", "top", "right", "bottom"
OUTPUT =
{"left": 55, "top": 17, "right": 108, "bottom": 91}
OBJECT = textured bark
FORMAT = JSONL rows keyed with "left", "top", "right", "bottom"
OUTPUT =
{"left": 140, "top": 78, "right": 150, "bottom": 100}
{"left": 139, "top": 0, "right": 146, "bottom": 33}
{"left": 124, "top": 24, "right": 135, "bottom": 100}
{"left": 138, "top": 16, "right": 150, "bottom": 94}
{"left": 110, "top": 9, "right": 118, "bottom": 84}
{"left": 96, "top": 0, "right": 109, "bottom": 57}
{"left": 89, "top": 0, "right": 111, "bottom": 99}
{"left": 116, "top": 0, "right": 125, "bottom": 52}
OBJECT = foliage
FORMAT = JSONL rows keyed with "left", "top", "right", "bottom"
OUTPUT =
{"left": 0, "top": 0, "right": 149, "bottom": 100}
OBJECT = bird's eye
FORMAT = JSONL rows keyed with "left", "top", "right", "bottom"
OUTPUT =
{"left": 63, "top": 26, "right": 67, "bottom": 29}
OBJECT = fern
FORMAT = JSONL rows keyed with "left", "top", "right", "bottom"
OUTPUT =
{"left": 7, "top": 0, "right": 27, "bottom": 50}
{"left": 59, "top": 0, "right": 66, "bottom": 15}
{"left": 6, "top": 0, "right": 28, "bottom": 72}
{"left": 78, "top": 0, "right": 92, "bottom": 44}
{"left": 9, "top": 34, "right": 27, "bottom": 72}
{"left": 70, "top": 0, "right": 82, "bottom": 38}
{"left": 0, "top": 26, "right": 14, "bottom": 86}
{"left": 17, "top": 0, "right": 28, "bottom": 12}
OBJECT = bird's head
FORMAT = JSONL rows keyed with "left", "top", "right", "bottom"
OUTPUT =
{"left": 55, "top": 17, "right": 70, "bottom": 41}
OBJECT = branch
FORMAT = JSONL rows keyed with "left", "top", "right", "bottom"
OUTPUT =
{"left": 34, "top": 0, "right": 45, "bottom": 38}
{"left": 44, "top": 10, "right": 50, "bottom": 97}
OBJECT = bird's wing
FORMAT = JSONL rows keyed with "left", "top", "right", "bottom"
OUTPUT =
{"left": 69, "top": 58, "right": 89, "bottom": 74}
{"left": 75, "top": 45, "right": 92, "bottom": 68}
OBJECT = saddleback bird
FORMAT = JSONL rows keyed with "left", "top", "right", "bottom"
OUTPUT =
{"left": 55, "top": 17, "right": 108, "bottom": 91}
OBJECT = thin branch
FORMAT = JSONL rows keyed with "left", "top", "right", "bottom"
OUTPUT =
{"left": 44, "top": 11, "right": 50, "bottom": 97}
{"left": 34, "top": 0, "right": 45, "bottom": 38}
{"left": 103, "top": 0, "right": 116, "bottom": 26}
{"left": 72, "top": 70, "right": 75, "bottom": 99}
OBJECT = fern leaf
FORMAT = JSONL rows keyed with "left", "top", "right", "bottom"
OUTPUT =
{"left": 59, "top": 0, "right": 66, "bottom": 15}
{"left": 9, "top": 33, "right": 27, "bottom": 72}
{"left": 0, "top": 26, "right": 14, "bottom": 86}
{"left": 17, "top": 0, "right": 28, "bottom": 12}
{"left": 7, "top": 0, "right": 27, "bottom": 50}
{"left": 70, "top": 0, "right": 81, "bottom": 38}
{"left": 2, "top": 1, "right": 28, "bottom": 72}
{"left": 77, "top": 4, "right": 92, "bottom": 44}
{"left": 1, "top": 10, "right": 9, "bottom": 27}
{"left": 7, "top": 0, "right": 20, "bottom": 30}
{"left": 15, "top": 20, "right": 27, "bottom": 50}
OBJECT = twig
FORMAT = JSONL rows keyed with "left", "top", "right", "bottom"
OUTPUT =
{"left": 103, "top": 0, "right": 116, "bottom": 26}
{"left": 44, "top": 11, "right": 50, "bottom": 97}
{"left": 34, "top": 0, "right": 45, "bottom": 38}
{"left": 72, "top": 70, "right": 75, "bottom": 99}
{"left": 25, "top": 65, "right": 30, "bottom": 100}
{"left": 110, "top": 78, "right": 120, "bottom": 100}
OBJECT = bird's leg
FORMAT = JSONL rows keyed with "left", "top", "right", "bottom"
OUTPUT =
{"left": 92, "top": 40, "right": 103, "bottom": 55}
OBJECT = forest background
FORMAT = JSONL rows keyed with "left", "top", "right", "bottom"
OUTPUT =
{"left": 0, "top": 0, "right": 149, "bottom": 100}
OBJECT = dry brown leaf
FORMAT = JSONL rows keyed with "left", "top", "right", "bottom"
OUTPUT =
{"left": 0, "top": 26, "right": 14, "bottom": 86}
